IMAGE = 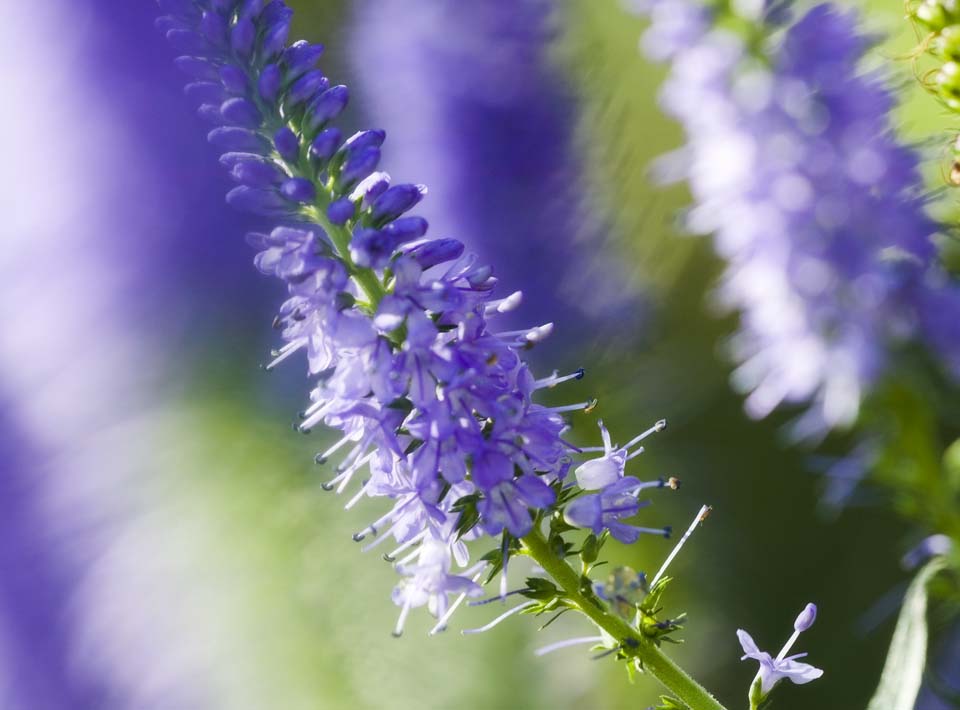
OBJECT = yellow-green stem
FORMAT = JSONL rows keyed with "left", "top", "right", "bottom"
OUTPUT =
{"left": 521, "top": 527, "right": 728, "bottom": 710}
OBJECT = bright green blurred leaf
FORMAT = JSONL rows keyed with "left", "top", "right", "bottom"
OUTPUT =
{"left": 867, "top": 557, "right": 948, "bottom": 710}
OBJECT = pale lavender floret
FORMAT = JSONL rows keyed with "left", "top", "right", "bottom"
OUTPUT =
{"left": 564, "top": 476, "right": 670, "bottom": 543}
{"left": 737, "top": 629, "right": 823, "bottom": 694}
{"left": 641, "top": 1, "right": 952, "bottom": 438}
{"left": 737, "top": 602, "right": 823, "bottom": 697}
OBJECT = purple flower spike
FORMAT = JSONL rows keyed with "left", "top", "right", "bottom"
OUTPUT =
{"left": 637, "top": 1, "right": 957, "bottom": 437}
{"left": 157, "top": 0, "right": 672, "bottom": 631}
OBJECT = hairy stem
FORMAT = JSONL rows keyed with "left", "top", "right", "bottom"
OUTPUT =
{"left": 521, "top": 527, "right": 728, "bottom": 710}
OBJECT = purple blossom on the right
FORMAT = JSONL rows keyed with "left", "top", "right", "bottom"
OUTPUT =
{"left": 738, "top": 602, "right": 823, "bottom": 704}
{"left": 637, "top": 1, "right": 960, "bottom": 438}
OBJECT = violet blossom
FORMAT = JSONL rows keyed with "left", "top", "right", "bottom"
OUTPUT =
{"left": 737, "top": 602, "right": 823, "bottom": 701}
{"left": 638, "top": 1, "right": 960, "bottom": 438}
{"left": 157, "top": 0, "right": 670, "bottom": 634}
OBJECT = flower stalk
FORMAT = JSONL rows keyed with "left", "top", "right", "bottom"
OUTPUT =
{"left": 520, "top": 527, "right": 728, "bottom": 710}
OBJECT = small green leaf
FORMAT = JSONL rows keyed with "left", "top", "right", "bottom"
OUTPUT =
{"left": 648, "top": 695, "right": 690, "bottom": 710}
{"left": 520, "top": 577, "right": 559, "bottom": 601}
{"left": 943, "top": 438, "right": 960, "bottom": 493}
{"left": 867, "top": 556, "right": 948, "bottom": 710}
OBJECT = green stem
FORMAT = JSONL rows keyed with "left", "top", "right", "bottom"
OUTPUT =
{"left": 304, "top": 204, "right": 387, "bottom": 309}
{"left": 521, "top": 527, "right": 728, "bottom": 710}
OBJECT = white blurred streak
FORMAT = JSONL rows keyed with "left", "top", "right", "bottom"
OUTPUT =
{"left": 0, "top": 2, "right": 210, "bottom": 707}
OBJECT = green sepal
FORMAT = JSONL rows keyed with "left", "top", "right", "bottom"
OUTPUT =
{"left": 520, "top": 577, "right": 560, "bottom": 601}
{"left": 450, "top": 493, "right": 481, "bottom": 540}
{"left": 640, "top": 575, "right": 672, "bottom": 616}
{"left": 649, "top": 695, "right": 691, "bottom": 710}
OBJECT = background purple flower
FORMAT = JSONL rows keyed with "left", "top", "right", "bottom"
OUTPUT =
{"left": 641, "top": 2, "right": 956, "bottom": 437}
{"left": 349, "top": 0, "right": 642, "bottom": 343}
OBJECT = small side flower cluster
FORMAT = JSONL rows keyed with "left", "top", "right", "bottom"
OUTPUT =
{"left": 738, "top": 603, "right": 823, "bottom": 709}
{"left": 637, "top": 0, "right": 960, "bottom": 437}
{"left": 157, "top": 0, "right": 672, "bottom": 635}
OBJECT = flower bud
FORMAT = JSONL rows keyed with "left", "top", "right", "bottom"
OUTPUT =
{"left": 793, "top": 603, "right": 817, "bottom": 632}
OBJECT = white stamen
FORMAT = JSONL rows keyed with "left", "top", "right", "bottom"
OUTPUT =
{"left": 485, "top": 291, "right": 524, "bottom": 314}
{"left": 547, "top": 398, "right": 598, "bottom": 414}
{"left": 534, "top": 635, "right": 605, "bottom": 657}
{"left": 336, "top": 451, "right": 375, "bottom": 493}
{"left": 383, "top": 530, "right": 428, "bottom": 561}
{"left": 650, "top": 504, "right": 711, "bottom": 587}
{"left": 626, "top": 446, "right": 645, "bottom": 460}
{"left": 429, "top": 567, "right": 487, "bottom": 635}
{"left": 392, "top": 598, "right": 412, "bottom": 637}
{"left": 622, "top": 418, "right": 667, "bottom": 451}
{"left": 265, "top": 338, "right": 306, "bottom": 371}
{"left": 315, "top": 435, "right": 355, "bottom": 464}
{"left": 394, "top": 546, "right": 423, "bottom": 568}
{"left": 461, "top": 601, "right": 536, "bottom": 635}
{"left": 344, "top": 479, "right": 371, "bottom": 510}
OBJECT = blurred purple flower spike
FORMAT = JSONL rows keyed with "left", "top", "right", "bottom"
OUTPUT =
{"left": 350, "top": 0, "right": 642, "bottom": 339}
{"left": 638, "top": 1, "right": 960, "bottom": 438}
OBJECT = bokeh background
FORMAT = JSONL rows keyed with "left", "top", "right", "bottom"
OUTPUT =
{"left": 0, "top": 1, "right": 953, "bottom": 709}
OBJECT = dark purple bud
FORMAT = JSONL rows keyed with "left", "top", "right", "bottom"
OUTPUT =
{"left": 343, "top": 129, "right": 386, "bottom": 153}
{"left": 350, "top": 228, "right": 397, "bottom": 269}
{"left": 230, "top": 17, "right": 256, "bottom": 58}
{"left": 158, "top": 0, "right": 200, "bottom": 20}
{"left": 327, "top": 198, "right": 355, "bottom": 225}
{"left": 238, "top": 0, "right": 264, "bottom": 18}
{"left": 382, "top": 216, "right": 428, "bottom": 245}
{"left": 245, "top": 231, "right": 272, "bottom": 250}
{"left": 280, "top": 178, "right": 316, "bottom": 203}
{"left": 197, "top": 103, "right": 222, "bottom": 124}
{"left": 184, "top": 81, "right": 226, "bottom": 105}
{"left": 174, "top": 56, "right": 218, "bottom": 81}
{"left": 220, "top": 98, "right": 262, "bottom": 128}
{"left": 794, "top": 604, "right": 817, "bottom": 632}
{"left": 208, "top": 127, "right": 271, "bottom": 153}
{"left": 351, "top": 172, "right": 391, "bottom": 205}
{"left": 339, "top": 147, "right": 380, "bottom": 189}
{"left": 261, "top": 1, "right": 292, "bottom": 26}
{"left": 219, "top": 64, "right": 247, "bottom": 94}
{"left": 304, "top": 85, "right": 349, "bottom": 133}
{"left": 466, "top": 265, "right": 493, "bottom": 287}
{"left": 226, "top": 186, "right": 291, "bottom": 216}
{"left": 258, "top": 64, "right": 282, "bottom": 103}
{"left": 166, "top": 29, "right": 208, "bottom": 54}
{"left": 261, "top": 4, "right": 294, "bottom": 60}
{"left": 273, "top": 127, "right": 300, "bottom": 162}
{"left": 199, "top": 11, "right": 228, "bottom": 46}
{"left": 405, "top": 239, "right": 465, "bottom": 269}
{"left": 282, "top": 41, "right": 325, "bottom": 84}
{"left": 309, "top": 128, "right": 342, "bottom": 166}
{"left": 221, "top": 154, "right": 287, "bottom": 187}
{"left": 286, "top": 70, "right": 328, "bottom": 107}
{"left": 371, "top": 184, "right": 427, "bottom": 225}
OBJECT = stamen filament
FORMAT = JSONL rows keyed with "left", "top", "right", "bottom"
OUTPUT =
{"left": 622, "top": 418, "right": 667, "bottom": 451}
{"left": 534, "top": 635, "right": 605, "bottom": 657}
{"left": 429, "top": 567, "right": 487, "bottom": 636}
{"left": 461, "top": 601, "right": 536, "bottom": 635}
{"left": 651, "top": 504, "right": 711, "bottom": 587}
